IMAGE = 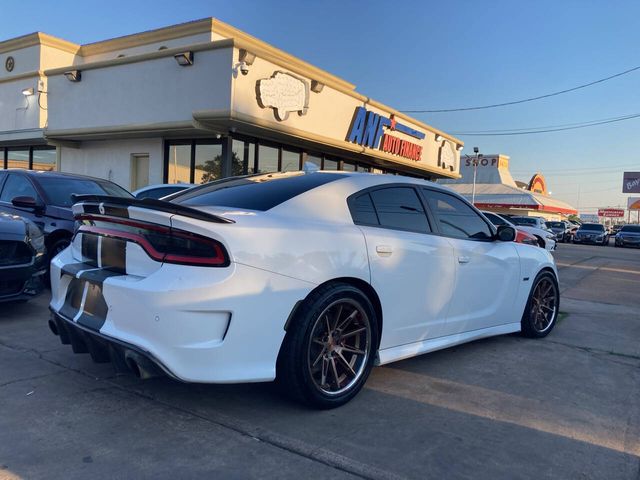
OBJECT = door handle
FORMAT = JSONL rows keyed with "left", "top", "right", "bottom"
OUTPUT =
{"left": 458, "top": 256, "right": 470, "bottom": 264}
{"left": 376, "top": 245, "right": 393, "bottom": 257}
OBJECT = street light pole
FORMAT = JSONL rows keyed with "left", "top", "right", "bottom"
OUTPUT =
{"left": 472, "top": 147, "right": 480, "bottom": 205}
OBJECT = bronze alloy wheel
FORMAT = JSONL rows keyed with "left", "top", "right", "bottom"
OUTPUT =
{"left": 529, "top": 277, "right": 557, "bottom": 333}
{"left": 522, "top": 272, "right": 559, "bottom": 338}
{"left": 306, "top": 298, "right": 371, "bottom": 396}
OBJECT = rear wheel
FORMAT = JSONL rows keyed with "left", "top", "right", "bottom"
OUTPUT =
{"left": 521, "top": 271, "right": 559, "bottom": 338}
{"left": 276, "top": 283, "right": 378, "bottom": 409}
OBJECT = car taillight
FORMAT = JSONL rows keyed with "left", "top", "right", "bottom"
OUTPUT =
{"left": 76, "top": 216, "right": 229, "bottom": 267}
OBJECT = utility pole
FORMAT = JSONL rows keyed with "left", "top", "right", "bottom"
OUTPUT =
{"left": 472, "top": 147, "right": 481, "bottom": 205}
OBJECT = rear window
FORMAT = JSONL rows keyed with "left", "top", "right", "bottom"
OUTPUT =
{"left": 621, "top": 225, "right": 640, "bottom": 233}
{"left": 511, "top": 217, "right": 537, "bottom": 226}
{"left": 546, "top": 222, "right": 564, "bottom": 228}
{"left": 173, "top": 173, "right": 346, "bottom": 211}
{"left": 580, "top": 223, "right": 604, "bottom": 231}
{"left": 36, "top": 176, "right": 132, "bottom": 207}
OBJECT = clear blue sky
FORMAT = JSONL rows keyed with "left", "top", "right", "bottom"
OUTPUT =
{"left": 2, "top": 0, "right": 639, "bottom": 213}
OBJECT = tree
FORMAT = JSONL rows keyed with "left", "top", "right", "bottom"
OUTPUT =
{"left": 196, "top": 152, "right": 244, "bottom": 183}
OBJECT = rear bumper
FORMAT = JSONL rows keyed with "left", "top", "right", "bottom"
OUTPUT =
{"left": 49, "top": 308, "right": 178, "bottom": 380}
{"left": 49, "top": 247, "right": 314, "bottom": 383}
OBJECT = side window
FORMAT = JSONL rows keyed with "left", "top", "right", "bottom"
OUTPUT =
{"left": 423, "top": 189, "right": 493, "bottom": 240}
{"left": 369, "top": 187, "right": 430, "bottom": 233}
{"left": 0, "top": 175, "right": 38, "bottom": 203}
{"left": 350, "top": 193, "right": 379, "bottom": 225}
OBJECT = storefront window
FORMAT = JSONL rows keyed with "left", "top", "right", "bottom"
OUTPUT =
{"left": 7, "top": 149, "right": 29, "bottom": 169}
{"left": 32, "top": 149, "right": 56, "bottom": 171}
{"left": 232, "top": 139, "right": 251, "bottom": 176}
{"left": 281, "top": 149, "right": 300, "bottom": 172}
{"left": 342, "top": 162, "right": 356, "bottom": 172}
{"left": 257, "top": 145, "right": 278, "bottom": 173}
{"left": 306, "top": 154, "right": 322, "bottom": 169}
{"left": 194, "top": 144, "right": 223, "bottom": 184}
{"left": 323, "top": 158, "right": 338, "bottom": 170}
{"left": 167, "top": 144, "right": 191, "bottom": 184}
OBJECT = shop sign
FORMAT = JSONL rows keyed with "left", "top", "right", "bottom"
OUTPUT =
{"left": 598, "top": 208, "right": 625, "bottom": 218}
{"left": 622, "top": 172, "right": 640, "bottom": 193}
{"left": 257, "top": 71, "right": 309, "bottom": 121}
{"left": 347, "top": 107, "right": 425, "bottom": 161}
{"left": 627, "top": 197, "right": 640, "bottom": 210}
{"left": 463, "top": 156, "right": 508, "bottom": 169}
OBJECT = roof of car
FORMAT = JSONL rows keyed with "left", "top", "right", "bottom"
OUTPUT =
{"left": 6, "top": 169, "right": 113, "bottom": 183}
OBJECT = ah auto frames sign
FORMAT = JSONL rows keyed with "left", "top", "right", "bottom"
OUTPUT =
{"left": 347, "top": 107, "right": 425, "bottom": 161}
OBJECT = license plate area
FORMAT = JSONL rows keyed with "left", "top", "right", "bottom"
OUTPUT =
{"left": 59, "top": 276, "right": 108, "bottom": 331}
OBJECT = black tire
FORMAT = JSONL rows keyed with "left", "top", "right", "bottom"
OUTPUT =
{"left": 521, "top": 271, "right": 559, "bottom": 338}
{"left": 276, "top": 283, "right": 379, "bottom": 409}
{"left": 49, "top": 237, "right": 71, "bottom": 262}
{"left": 45, "top": 237, "right": 71, "bottom": 286}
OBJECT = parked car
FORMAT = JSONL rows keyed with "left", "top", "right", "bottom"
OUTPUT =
{"left": 545, "top": 221, "right": 572, "bottom": 243}
{"left": 49, "top": 172, "right": 559, "bottom": 408}
{"left": 0, "top": 170, "right": 132, "bottom": 264}
{"left": 611, "top": 224, "right": 624, "bottom": 236}
{"left": 573, "top": 223, "right": 608, "bottom": 246}
{"left": 614, "top": 224, "right": 640, "bottom": 248}
{"left": 132, "top": 183, "right": 195, "bottom": 200}
{"left": 481, "top": 211, "right": 539, "bottom": 247}
{"left": 504, "top": 216, "right": 557, "bottom": 251}
{"left": 0, "top": 212, "right": 46, "bottom": 303}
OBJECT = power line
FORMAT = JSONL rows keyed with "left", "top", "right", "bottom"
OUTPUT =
{"left": 401, "top": 64, "right": 640, "bottom": 113}
{"left": 511, "top": 163, "right": 638, "bottom": 173}
{"left": 451, "top": 112, "right": 640, "bottom": 136}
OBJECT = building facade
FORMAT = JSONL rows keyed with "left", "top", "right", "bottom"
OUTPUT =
{"left": 0, "top": 18, "right": 463, "bottom": 191}
{"left": 441, "top": 154, "right": 577, "bottom": 220}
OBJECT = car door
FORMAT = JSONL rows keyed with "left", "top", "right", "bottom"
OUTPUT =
{"left": 421, "top": 188, "right": 521, "bottom": 335}
{"left": 349, "top": 185, "right": 456, "bottom": 349}
{"left": 0, "top": 173, "right": 41, "bottom": 226}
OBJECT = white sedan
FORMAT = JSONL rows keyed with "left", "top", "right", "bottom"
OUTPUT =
{"left": 49, "top": 172, "right": 559, "bottom": 408}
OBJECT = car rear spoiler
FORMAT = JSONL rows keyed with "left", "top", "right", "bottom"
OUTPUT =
{"left": 71, "top": 194, "right": 235, "bottom": 224}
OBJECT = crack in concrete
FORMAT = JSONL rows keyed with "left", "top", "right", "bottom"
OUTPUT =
{"left": 544, "top": 338, "right": 640, "bottom": 364}
{"left": 0, "top": 370, "right": 66, "bottom": 388}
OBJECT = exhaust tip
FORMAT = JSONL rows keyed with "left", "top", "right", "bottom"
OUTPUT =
{"left": 124, "top": 350, "right": 159, "bottom": 380}
{"left": 48, "top": 319, "right": 59, "bottom": 336}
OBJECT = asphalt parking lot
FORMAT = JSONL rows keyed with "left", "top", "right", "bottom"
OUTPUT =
{"left": 1, "top": 241, "right": 639, "bottom": 480}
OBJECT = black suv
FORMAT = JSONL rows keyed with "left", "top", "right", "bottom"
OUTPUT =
{"left": 0, "top": 170, "right": 132, "bottom": 262}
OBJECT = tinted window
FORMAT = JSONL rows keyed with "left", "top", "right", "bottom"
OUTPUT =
{"left": 36, "top": 177, "right": 132, "bottom": 207}
{"left": 546, "top": 222, "right": 564, "bottom": 228}
{"left": 511, "top": 217, "right": 538, "bottom": 226}
{"left": 350, "top": 193, "right": 379, "bottom": 225}
{"left": 174, "top": 173, "right": 347, "bottom": 211}
{"left": 579, "top": 223, "right": 604, "bottom": 231}
{"left": 136, "top": 186, "right": 186, "bottom": 200}
{"left": 423, "top": 189, "right": 493, "bottom": 240}
{"left": 369, "top": 187, "right": 430, "bottom": 233}
{"left": 0, "top": 175, "right": 38, "bottom": 202}
{"left": 621, "top": 225, "right": 640, "bottom": 233}
{"left": 483, "top": 212, "right": 507, "bottom": 226}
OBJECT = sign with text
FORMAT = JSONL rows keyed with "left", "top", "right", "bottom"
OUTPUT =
{"left": 598, "top": 208, "right": 625, "bottom": 218}
{"left": 628, "top": 197, "right": 640, "bottom": 210}
{"left": 622, "top": 172, "right": 640, "bottom": 193}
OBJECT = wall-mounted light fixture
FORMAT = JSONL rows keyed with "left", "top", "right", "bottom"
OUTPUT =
{"left": 174, "top": 51, "right": 194, "bottom": 66}
{"left": 435, "top": 134, "right": 443, "bottom": 142}
{"left": 21, "top": 87, "right": 34, "bottom": 96}
{"left": 310, "top": 80, "right": 324, "bottom": 93}
{"left": 64, "top": 70, "right": 82, "bottom": 82}
{"left": 239, "top": 49, "right": 256, "bottom": 65}
{"left": 456, "top": 145, "right": 464, "bottom": 151}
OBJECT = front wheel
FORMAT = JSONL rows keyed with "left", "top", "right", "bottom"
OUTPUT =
{"left": 276, "top": 283, "right": 378, "bottom": 409}
{"left": 521, "top": 271, "right": 559, "bottom": 338}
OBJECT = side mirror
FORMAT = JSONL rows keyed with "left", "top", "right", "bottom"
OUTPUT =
{"left": 11, "top": 196, "right": 42, "bottom": 212}
{"left": 496, "top": 225, "right": 516, "bottom": 242}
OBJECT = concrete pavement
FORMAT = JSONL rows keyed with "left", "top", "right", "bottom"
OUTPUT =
{"left": 1, "top": 242, "right": 639, "bottom": 479}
